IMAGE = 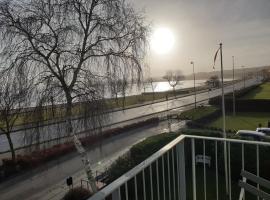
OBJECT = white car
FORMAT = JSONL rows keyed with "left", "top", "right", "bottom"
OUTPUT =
{"left": 256, "top": 127, "right": 270, "bottom": 135}
{"left": 236, "top": 130, "right": 265, "bottom": 141}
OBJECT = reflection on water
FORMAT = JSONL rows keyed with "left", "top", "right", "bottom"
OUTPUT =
{"left": 114, "top": 79, "right": 232, "bottom": 97}
{"left": 151, "top": 80, "right": 205, "bottom": 92}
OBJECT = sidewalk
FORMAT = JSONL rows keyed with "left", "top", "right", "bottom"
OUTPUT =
{"left": 33, "top": 148, "right": 129, "bottom": 200}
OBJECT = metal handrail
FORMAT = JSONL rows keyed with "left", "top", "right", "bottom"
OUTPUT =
{"left": 185, "top": 135, "right": 270, "bottom": 146}
{"left": 89, "top": 135, "right": 186, "bottom": 199}
{"left": 89, "top": 134, "right": 270, "bottom": 200}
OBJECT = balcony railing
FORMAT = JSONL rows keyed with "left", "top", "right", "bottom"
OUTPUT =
{"left": 88, "top": 134, "right": 270, "bottom": 200}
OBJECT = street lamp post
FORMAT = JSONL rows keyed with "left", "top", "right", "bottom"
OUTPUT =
{"left": 219, "top": 43, "right": 229, "bottom": 195}
{"left": 191, "top": 61, "right": 196, "bottom": 108}
{"left": 232, "top": 56, "right": 236, "bottom": 116}
{"left": 242, "top": 66, "right": 245, "bottom": 88}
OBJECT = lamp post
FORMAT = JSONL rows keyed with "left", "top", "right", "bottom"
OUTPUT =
{"left": 242, "top": 66, "right": 245, "bottom": 88}
{"left": 191, "top": 61, "right": 196, "bottom": 108}
{"left": 220, "top": 43, "right": 229, "bottom": 195}
{"left": 232, "top": 56, "right": 236, "bottom": 116}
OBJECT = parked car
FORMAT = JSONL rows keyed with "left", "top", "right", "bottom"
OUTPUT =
{"left": 236, "top": 130, "right": 265, "bottom": 141}
{"left": 256, "top": 127, "right": 270, "bottom": 135}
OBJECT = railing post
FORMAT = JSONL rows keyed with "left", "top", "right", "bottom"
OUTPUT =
{"left": 191, "top": 139, "right": 196, "bottom": 200}
{"left": 112, "top": 188, "right": 121, "bottom": 200}
{"left": 178, "top": 140, "right": 186, "bottom": 200}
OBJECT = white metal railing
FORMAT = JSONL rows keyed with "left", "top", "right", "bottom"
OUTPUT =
{"left": 88, "top": 134, "right": 270, "bottom": 200}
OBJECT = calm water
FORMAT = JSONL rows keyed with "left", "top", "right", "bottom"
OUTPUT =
{"left": 120, "top": 79, "right": 233, "bottom": 97}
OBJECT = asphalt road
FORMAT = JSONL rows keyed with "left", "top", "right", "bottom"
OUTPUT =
{"left": 0, "top": 77, "right": 261, "bottom": 152}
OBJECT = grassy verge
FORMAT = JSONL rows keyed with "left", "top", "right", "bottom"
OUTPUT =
{"left": 208, "top": 112, "right": 270, "bottom": 131}
{"left": 179, "top": 106, "right": 218, "bottom": 120}
{"left": 1, "top": 86, "right": 199, "bottom": 128}
{"left": 240, "top": 82, "right": 270, "bottom": 99}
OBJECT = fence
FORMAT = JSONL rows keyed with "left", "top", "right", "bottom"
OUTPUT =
{"left": 89, "top": 134, "right": 270, "bottom": 200}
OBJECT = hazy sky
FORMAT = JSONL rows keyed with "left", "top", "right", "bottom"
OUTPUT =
{"left": 130, "top": 0, "right": 270, "bottom": 77}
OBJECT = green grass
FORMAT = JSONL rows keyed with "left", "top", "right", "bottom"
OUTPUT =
{"left": 240, "top": 82, "right": 270, "bottom": 99}
{"left": 209, "top": 112, "right": 270, "bottom": 131}
{"left": 0, "top": 87, "right": 195, "bottom": 127}
{"left": 179, "top": 106, "right": 218, "bottom": 120}
{"left": 186, "top": 167, "right": 240, "bottom": 200}
{"left": 108, "top": 88, "right": 192, "bottom": 108}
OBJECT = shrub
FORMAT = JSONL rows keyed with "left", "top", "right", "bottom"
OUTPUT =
{"left": 130, "top": 133, "right": 178, "bottom": 164}
{"left": 16, "top": 155, "right": 32, "bottom": 170}
{"left": 63, "top": 187, "right": 92, "bottom": 200}
{"left": 106, "top": 153, "right": 133, "bottom": 183}
{"left": 106, "top": 133, "right": 179, "bottom": 184}
{"left": 210, "top": 97, "right": 270, "bottom": 112}
{"left": 180, "top": 128, "right": 222, "bottom": 138}
{"left": 2, "top": 159, "right": 18, "bottom": 177}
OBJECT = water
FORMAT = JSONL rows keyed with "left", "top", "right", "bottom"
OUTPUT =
{"left": 117, "top": 79, "right": 233, "bottom": 97}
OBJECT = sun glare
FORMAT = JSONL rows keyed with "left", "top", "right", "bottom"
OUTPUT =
{"left": 151, "top": 27, "right": 175, "bottom": 55}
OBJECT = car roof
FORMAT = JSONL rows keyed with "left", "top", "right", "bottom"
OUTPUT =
{"left": 236, "top": 130, "right": 265, "bottom": 136}
{"left": 256, "top": 127, "right": 270, "bottom": 131}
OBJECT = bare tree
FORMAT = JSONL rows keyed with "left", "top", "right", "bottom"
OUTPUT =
{"left": 110, "top": 79, "right": 127, "bottom": 106}
{"left": 0, "top": 70, "right": 31, "bottom": 162}
{"left": 163, "top": 70, "right": 184, "bottom": 97}
{"left": 261, "top": 69, "right": 270, "bottom": 81}
{"left": 143, "top": 77, "right": 157, "bottom": 101}
{"left": 0, "top": 0, "right": 148, "bottom": 192}
{"left": 149, "top": 78, "right": 158, "bottom": 101}
{"left": 205, "top": 75, "right": 220, "bottom": 88}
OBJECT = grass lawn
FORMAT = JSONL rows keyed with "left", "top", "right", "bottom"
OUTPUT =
{"left": 209, "top": 112, "right": 270, "bottom": 131}
{"left": 179, "top": 106, "right": 218, "bottom": 120}
{"left": 240, "top": 82, "right": 270, "bottom": 99}
{"left": 186, "top": 167, "right": 241, "bottom": 200}
{"left": 0, "top": 87, "right": 195, "bottom": 127}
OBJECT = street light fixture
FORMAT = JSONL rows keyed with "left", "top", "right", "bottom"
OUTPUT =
{"left": 190, "top": 61, "right": 196, "bottom": 108}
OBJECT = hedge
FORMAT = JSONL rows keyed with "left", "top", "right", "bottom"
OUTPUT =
{"left": 209, "top": 84, "right": 270, "bottom": 112}
{"left": 209, "top": 97, "right": 270, "bottom": 112}
{"left": 63, "top": 187, "right": 92, "bottom": 200}
{"left": 106, "top": 133, "right": 179, "bottom": 184}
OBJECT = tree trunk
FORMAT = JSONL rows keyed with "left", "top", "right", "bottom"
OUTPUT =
{"left": 116, "top": 93, "right": 119, "bottom": 106}
{"left": 6, "top": 133, "right": 16, "bottom": 162}
{"left": 65, "top": 92, "right": 73, "bottom": 136}
{"left": 64, "top": 90, "right": 98, "bottom": 193}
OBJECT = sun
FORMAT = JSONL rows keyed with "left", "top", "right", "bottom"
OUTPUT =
{"left": 150, "top": 27, "right": 175, "bottom": 55}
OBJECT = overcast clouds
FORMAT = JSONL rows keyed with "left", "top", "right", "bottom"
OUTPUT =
{"left": 130, "top": 0, "right": 270, "bottom": 77}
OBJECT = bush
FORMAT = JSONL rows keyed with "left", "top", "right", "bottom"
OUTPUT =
{"left": 2, "top": 159, "right": 18, "bottom": 177}
{"left": 210, "top": 97, "right": 270, "bottom": 112}
{"left": 63, "top": 187, "right": 92, "bottom": 200}
{"left": 106, "top": 133, "right": 179, "bottom": 184}
{"left": 106, "top": 153, "right": 133, "bottom": 183}
{"left": 130, "top": 133, "right": 178, "bottom": 164}
{"left": 180, "top": 128, "right": 222, "bottom": 138}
